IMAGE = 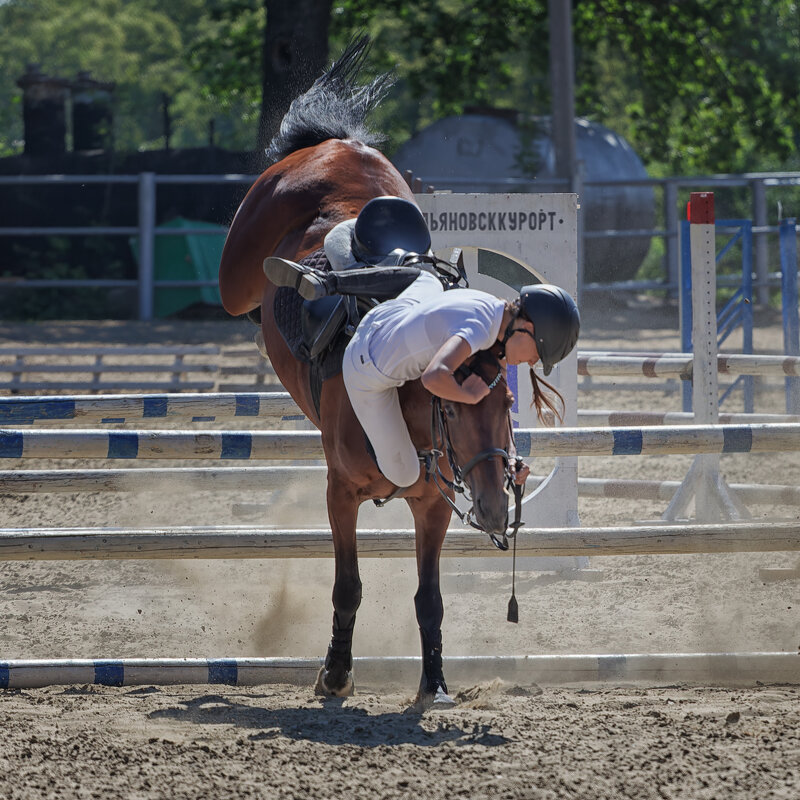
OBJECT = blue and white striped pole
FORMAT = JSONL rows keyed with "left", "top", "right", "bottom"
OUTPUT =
{"left": 0, "top": 657, "right": 322, "bottom": 689}
{"left": 2, "top": 423, "right": 800, "bottom": 460}
{"left": 0, "top": 653, "right": 797, "bottom": 690}
{"left": 0, "top": 392, "right": 302, "bottom": 425}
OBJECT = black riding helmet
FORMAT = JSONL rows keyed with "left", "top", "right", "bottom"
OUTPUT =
{"left": 515, "top": 284, "right": 580, "bottom": 375}
{"left": 353, "top": 196, "right": 432, "bottom": 261}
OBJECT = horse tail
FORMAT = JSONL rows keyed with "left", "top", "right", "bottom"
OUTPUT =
{"left": 265, "top": 35, "right": 393, "bottom": 164}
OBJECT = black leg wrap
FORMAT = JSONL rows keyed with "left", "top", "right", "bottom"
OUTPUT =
{"left": 330, "top": 266, "right": 422, "bottom": 300}
{"left": 325, "top": 612, "right": 356, "bottom": 674}
{"left": 419, "top": 628, "right": 448, "bottom": 696}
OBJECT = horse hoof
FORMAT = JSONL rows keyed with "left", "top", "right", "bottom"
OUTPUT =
{"left": 432, "top": 687, "right": 457, "bottom": 708}
{"left": 314, "top": 666, "right": 355, "bottom": 698}
{"left": 408, "top": 686, "right": 456, "bottom": 714}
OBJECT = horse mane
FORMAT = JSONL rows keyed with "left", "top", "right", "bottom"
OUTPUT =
{"left": 264, "top": 35, "right": 394, "bottom": 164}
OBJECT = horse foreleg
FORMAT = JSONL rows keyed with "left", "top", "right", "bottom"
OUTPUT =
{"left": 407, "top": 495, "right": 456, "bottom": 712}
{"left": 316, "top": 484, "right": 361, "bottom": 698}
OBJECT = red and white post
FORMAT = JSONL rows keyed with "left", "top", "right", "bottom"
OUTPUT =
{"left": 663, "top": 192, "right": 749, "bottom": 522}
{"left": 688, "top": 192, "right": 720, "bottom": 428}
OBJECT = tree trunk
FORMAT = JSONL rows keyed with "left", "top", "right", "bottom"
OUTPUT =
{"left": 258, "top": 0, "right": 333, "bottom": 153}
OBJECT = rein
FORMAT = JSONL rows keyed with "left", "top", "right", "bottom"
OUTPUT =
{"left": 422, "top": 353, "right": 526, "bottom": 552}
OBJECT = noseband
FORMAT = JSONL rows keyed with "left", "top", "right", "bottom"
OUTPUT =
{"left": 423, "top": 351, "right": 525, "bottom": 550}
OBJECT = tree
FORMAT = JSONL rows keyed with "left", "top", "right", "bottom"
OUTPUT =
{"left": 573, "top": 0, "right": 800, "bottom": 173}
{"left": 328, "top": 0, "right": 800, "bottom": 173}
{"left": 2, "top": 0, "right": 799, "bottom": 173}
{"left": 188, "top": 0, "right": 334, "bottom": 152}
{"left": 0, "top": 0, "right": 258, "bottom": 154}
{"left": 330, "top": 0, "right": 549, "bottom": 152}
{"left": 259, "top": 0, "right": 334, "bottom": 151}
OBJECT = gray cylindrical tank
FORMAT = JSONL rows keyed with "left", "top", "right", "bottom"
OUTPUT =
{"left": 392, "top": 113, "right": 655, "bottom": 283}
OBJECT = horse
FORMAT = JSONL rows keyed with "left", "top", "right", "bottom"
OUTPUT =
{"left": 218, "top": 37, "right": 517, "bottom": 711}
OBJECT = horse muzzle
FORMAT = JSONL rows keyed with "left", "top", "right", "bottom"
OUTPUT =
{"left": 462, "top": 449, "right": 511, "bottom": 535}
{"left": 473, "top": 492, "right": 510, "bottom": 535}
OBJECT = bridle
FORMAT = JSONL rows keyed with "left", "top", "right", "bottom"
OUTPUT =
{"left": 422, "top": 349, "right": 526, "bottom": 551}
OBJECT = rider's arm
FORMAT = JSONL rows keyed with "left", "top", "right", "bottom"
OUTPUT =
{"left": 421, "top": 335, "right": 490, "bottom": 404}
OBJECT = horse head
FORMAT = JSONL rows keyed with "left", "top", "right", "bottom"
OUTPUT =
{"left": 432, "top": 346, "right": 516, "bottom": 536}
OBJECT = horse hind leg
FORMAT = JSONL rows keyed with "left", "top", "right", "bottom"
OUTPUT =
{"left": 315, "top": 485, "right": 361, "bottom": 698}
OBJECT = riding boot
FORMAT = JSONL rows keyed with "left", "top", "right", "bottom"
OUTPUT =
{"left": 264, "top": 256, "right": 423, "bottom": 301}
{"left": 329, "top": 265, "right": 425, "bottom": 300}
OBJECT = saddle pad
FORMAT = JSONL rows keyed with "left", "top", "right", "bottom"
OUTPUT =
{"left": 324, "top": 219, "right": 358, "bottom": 270}
{"left": 272, "top": 248, "right": 348, "bottom": 417}
{"left": 272, "top": 248, "right": 332, "bottom": 361}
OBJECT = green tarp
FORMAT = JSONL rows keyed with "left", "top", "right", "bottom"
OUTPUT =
{"left": 131, "top": 217, "right": 225, "bottom": 318}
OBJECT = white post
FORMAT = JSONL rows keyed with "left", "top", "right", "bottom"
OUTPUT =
{"left": 689, "top": 192, "right": 719, "bottom": 427}
{"left": 689, "top": 192, "right": 720, "bottom": 522}
{"left": 662, "top": 193, "right": 749, "bottom": 523}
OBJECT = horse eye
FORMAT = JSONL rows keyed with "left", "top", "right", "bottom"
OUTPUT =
{"left": 444, "top": 403, "right": 457, "bottom": 419}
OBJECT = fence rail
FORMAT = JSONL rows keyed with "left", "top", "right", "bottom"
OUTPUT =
{"left": 0, "top": 344, "right": 277, "bottom": 394}
{"left": 2, "top": 171, "right": 800, "bottom": 318}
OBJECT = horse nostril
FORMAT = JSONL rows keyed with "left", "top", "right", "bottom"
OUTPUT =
{"left": 474, "top": 494, "right": 507, "bottom": 532}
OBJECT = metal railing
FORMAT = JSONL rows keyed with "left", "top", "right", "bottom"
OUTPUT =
{"left": 2, "top": 170, "right": 800, "bottom": 319}
{"left": 0, "top": 172, "right": 254, "bottom": 320}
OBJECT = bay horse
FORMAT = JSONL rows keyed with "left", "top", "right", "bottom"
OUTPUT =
{"left": 218, "top": 37, "right": 516, "bottom": 710}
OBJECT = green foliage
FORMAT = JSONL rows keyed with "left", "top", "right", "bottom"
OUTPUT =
{"left": 2, "top": 0, "right": 800, "bottom": 172}
{"left": 0, "top": 234, "right": 131, "bottom": 319}
{"left": 0, "top": 0, "right": 260, "bottom": 154}
{"left": 189, "top": 0, "right": 264, "bottom": 148}
{"left": 330, "top": 0, "right": 548, "bottom": 151}
{"left": 573, "top": 0, "right": 800, "bottom": 173}
{"left": 330, "top": 0, "right": 800, "bottom": 174}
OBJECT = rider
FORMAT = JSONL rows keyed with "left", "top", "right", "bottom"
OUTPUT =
{"left": 264, "top": 197, "right": 580, "bottom": 489}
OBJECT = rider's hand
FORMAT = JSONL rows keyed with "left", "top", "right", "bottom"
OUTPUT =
{"left": 461, "top": 373, "right": 490, "bottom": 404}
{"left": 513, "top": 460, "right": 530, "bottom": 485}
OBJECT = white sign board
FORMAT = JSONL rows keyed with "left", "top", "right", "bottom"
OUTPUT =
{"left": 418, "top": 193, "right": 577, "bottom": 294}
{"left": 416, "top": 193, "right": 581, "bottom": 538}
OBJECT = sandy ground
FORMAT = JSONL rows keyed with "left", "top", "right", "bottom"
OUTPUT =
{"left": 0, "top": 296, "right": 799, "bottom": 798}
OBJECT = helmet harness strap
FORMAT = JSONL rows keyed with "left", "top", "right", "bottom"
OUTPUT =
{"left": 500, "top": 312, "right": 539, "bottom": 361}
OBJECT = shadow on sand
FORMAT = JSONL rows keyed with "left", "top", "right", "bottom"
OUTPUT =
{"left": 146, "top": 693, "right": 511, "bottom": 748}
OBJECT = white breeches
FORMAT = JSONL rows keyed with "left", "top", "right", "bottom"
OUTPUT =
{"left": 342, "top": 331, "right": 420, "bottom": 487}
{"left": 342, "top": 272, "right": 443, "bottom": 487}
